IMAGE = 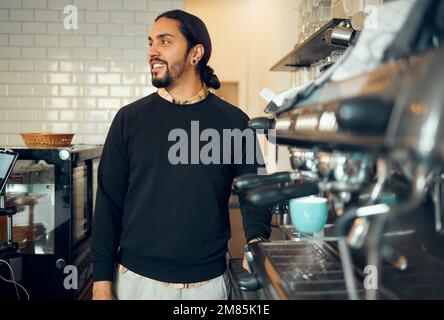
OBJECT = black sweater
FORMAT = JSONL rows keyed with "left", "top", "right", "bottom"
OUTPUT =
{"left": 91, "top": 92, "right": 271, "bottom": 283}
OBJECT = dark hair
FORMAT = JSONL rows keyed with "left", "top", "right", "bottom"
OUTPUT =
{"left": 155, "top": 10, "right": 221, "bottom": 89}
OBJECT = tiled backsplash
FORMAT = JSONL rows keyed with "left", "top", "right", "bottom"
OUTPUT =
{"left": 0, "top": 0, "right": 184, "bottom": 146}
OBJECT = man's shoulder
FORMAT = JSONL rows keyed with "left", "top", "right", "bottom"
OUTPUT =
{"left": 118, "top": 92, "right": 159, "bottom": 116}
{"left": 209, "top": 93, "right": 250, "bottom": 126}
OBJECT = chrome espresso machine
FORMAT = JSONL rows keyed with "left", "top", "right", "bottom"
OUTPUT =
{"left": 230, "top": 0, "right": 444, "bottom": 300}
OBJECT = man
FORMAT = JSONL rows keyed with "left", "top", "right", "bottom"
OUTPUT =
{"left": 91, "top": 10, "right": 271, "bottom": 300}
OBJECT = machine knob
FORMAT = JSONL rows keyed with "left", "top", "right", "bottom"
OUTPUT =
{"left": 238, "top": 274, "right": 261, "bottom": 291}
{"left": 55, "top": 259, "right": 66, "bottom": 270}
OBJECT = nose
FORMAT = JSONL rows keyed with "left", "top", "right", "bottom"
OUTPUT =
{"left": 148, "top": 45, "right": 160, "bottom": 61}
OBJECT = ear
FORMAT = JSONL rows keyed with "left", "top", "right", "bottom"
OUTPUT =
{"left": 191, "top": 44, "right": 204, "bottom": 64}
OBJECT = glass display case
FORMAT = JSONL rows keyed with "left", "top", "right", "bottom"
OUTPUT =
{"left": 3, "top": 162, "right": 55, "bottom": 255}
{"left": 0, "top": 145, "right": 102, "bottom": 299}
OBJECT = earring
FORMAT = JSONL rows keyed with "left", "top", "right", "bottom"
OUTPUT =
{"left": 192, "top": 58, "right": 197, "bottom": 65}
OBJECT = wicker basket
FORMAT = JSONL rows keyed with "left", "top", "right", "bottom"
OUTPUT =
{"left": 21, "top": 132, "right": 75, "bottom": 148}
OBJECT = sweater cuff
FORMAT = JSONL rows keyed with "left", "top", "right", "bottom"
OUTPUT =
{"left": 92, "top": 261, "right": 116, "bottom": 282}
{"left": 245, "top": 224, "right": 271, "bottom": 243}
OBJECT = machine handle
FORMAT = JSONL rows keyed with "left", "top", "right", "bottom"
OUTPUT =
{"left": 247, "top": 182, "right": 319, "bottom": 207}
{"left": 233, "top": 172, "right": 294, "bottom": 193}
{"left": 337, "top": 96, "right": 392, "bottom": 133}
{"left": 433, "top": 176, "right": 444, "bottom": 234}
{"left": 248, "top": 117, "right": 273, "bottom": 131}
{"left": 238, "top": 274, "right": 261, "bottom": 291}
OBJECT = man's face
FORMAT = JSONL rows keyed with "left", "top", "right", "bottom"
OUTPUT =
{"left": 148, "top": 17, "right": 190, "bottom": 88}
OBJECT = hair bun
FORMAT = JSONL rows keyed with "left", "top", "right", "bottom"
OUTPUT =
{"left": 202, "top": 65, "right": 221, "bottom": 90}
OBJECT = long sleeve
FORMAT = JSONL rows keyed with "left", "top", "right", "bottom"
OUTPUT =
{"left": 234, "top": 120, "right": 272, "bottom": 243}
{"left": 91, "top": 110, "right": 129, "bottom": 281}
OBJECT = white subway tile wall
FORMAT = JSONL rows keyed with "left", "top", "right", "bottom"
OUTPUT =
{"left": 0, "top": 0, "right": 184, "bottom": 146}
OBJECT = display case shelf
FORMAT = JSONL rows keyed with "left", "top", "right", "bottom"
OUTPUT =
{"left": 270, "top": 18, "right": 347, "bottom": 72}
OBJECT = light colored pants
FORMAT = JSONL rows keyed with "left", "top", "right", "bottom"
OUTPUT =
{"left": 114, "top": 265, "right": 231, "bottom": 300}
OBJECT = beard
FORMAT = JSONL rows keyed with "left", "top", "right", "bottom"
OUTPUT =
{"left": 151, "top": 57, "right": 187, "bottom": 88}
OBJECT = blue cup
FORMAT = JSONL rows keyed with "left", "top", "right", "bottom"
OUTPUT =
{"left": 289, "top": 196, "right": 328, "bottom": 233}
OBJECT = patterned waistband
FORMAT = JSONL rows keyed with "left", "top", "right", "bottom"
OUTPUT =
{"left": 118, "top": 264, "right": 210, "bottom": 289}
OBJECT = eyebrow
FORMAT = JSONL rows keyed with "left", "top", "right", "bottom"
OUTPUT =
{"left": 148, "top": 33, "right": 174, "bottom": 41}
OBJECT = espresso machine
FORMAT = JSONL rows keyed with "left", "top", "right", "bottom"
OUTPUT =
{"left": 231, "top": 0, "right": 444, "bottom": 300}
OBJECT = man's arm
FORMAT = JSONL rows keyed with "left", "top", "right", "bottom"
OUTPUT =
{"left": 91, "top": 110, "right": 129, "bottom": 299}
{"left": 237, "top": 186, "right": 271, "bottom": 273}
{"left": 234, "top": 117, "right": 272, "bottom": 272}
{"left": 237, "top": 186, "right": 271, "bottom": 243}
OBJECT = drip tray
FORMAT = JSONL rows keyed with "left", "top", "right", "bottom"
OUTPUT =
{"left": 255, "top": 240, "right": 365, "bottom": 299}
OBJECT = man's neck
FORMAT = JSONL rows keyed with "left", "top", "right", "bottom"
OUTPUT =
{"left": 165, "top": 76, "right": 204, "bottom": 103}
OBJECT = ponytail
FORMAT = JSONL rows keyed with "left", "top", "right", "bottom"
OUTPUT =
{"left": 200, "top": 65, "right": 220, "bottom": 90}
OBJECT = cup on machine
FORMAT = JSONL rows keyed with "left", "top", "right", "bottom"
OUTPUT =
{"left": 289, "top": 196, "right": 328, "bottom": 233}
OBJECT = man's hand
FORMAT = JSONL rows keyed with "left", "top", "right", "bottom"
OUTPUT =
{"left": 92, "top": 281, "right": 115, "bottom": 300}
{"left": 242, "top": 254, "right": 251, "bottom": 273}
{"left": 242, "top": 238, "right": 262, "bottom": 273}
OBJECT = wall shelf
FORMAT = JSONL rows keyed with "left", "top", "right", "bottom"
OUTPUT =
{"left": 270, "top": 18, "right": 347, "bottom": 72}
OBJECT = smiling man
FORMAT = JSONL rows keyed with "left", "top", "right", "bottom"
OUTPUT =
{"left": 91, "top": 10, "right": 271, "bottom": 300}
